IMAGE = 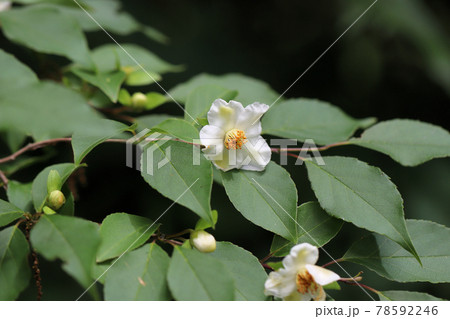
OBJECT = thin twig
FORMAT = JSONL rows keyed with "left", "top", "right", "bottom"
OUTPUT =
{"left": 0, "top": 169, "right": 9, "bottom": 190}
{"left": 341, "top": 281, "right": 380, "bottom": 295}
{"left": 321, "top": 258, "right": 344, "bottom": 268}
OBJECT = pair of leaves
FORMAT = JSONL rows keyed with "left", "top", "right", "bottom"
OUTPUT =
{"left": 261, "top": 98, "right": 376, "bottom": 145}
{"left": 0, "top": 5, "right": 93, "bottom": 68}
{"left": 0, "top": 199, "right": 24, "bottom": 227}
{"left": 167, "top": 242, "right": 267, "bottom": 300}
{"left": 343, "top": 219, "right": 450, "bottom": 283}
{"left": 270, "top": 202, "right": 343, "bottom": 257}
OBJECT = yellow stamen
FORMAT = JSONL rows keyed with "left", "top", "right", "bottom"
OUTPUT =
{"left": 296, "top": 268, "right": 320, "bottom": 296}
{"left": 224, "top": 129, "right": 247, "bottom": 150}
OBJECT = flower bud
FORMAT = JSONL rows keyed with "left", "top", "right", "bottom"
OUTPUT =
{"left": 131, "top": 92, "right": 148, "bottom": 108}
{"left": 190, "top": 230, "right": 216, "bottom": 253}
{"left": 43, "top": 206, "right": 57, "bottom": 215}
{"left": 47, "top": 170, "right": 62, "bottom": 193}
{"left": 48, "top": 190, "right": 66, "bottom": 210}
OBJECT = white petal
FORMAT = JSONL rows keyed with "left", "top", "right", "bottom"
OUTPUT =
{"left": 244, "top": 122, "right": 262, "bottom": 138}
{"left": 207, "top": 99, "right": 243, "bottom": 132}
{"left": 235, "top": 102, "right": 269, "bottom": 131}
{"left": 237, "top": 136, "right": 271, "bottom": 171}
{"left": 199, "top": 125, "right": 225, "bottom": 147}
{"left": 283, "top": 243, "right": 319, "bottom": 271}
{"left": 310, "top": 285, "right": 327, "bottom": 301}
{"left": 264, "top": 269, "right": 296, "bottom": 299}
{"left": 211, "top": 149, "right": 237, "bottom": 172}
{"left": 305, "top": 264, "right": 340, "bottom": 286}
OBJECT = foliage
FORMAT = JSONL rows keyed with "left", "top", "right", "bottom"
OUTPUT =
{"left": 0, "top": 0, "right": 449, "bottom": 301}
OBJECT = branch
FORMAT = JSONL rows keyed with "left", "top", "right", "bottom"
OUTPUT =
{"left": 0, "top": 169, "right": 9, "bottom": 190}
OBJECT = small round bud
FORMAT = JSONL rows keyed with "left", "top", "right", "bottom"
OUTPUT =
{"left": 48, "top": 190, "right": 66, "bottom": 210}
{"left": 43, "top": 206, "right": 57, "bottom": 215}
{"left": 190, "top": 230, "right": 216, "bottom": 253}
{"left": 47, "top": 169, "right": 62, "bottom": 193}
{"left": 131, "top": 92, "right": 148, "bottom": 108}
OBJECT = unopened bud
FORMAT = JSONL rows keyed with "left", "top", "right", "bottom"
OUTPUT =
{"left": 190, "top": 230, "right": 216, "bottom": 253}
{"left": 131, "top": 92, "right": 148, "bottom": 108}
{"left": 48, "top": 190, "right": 66, "bottom": 210}
{"left": 47, "top": 170, "right": 62, "bottom": 193}
{"left": 43, "top": 206, "right": 57, "bottom": 215}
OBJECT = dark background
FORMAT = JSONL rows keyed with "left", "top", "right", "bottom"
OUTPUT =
{"left": 3, "top": 0, "right": 449, "bottom": 300}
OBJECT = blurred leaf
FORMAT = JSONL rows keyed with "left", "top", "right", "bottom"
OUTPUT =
{"left": 72, "top": 119, "right": 130, "bottom": 165}
{"left": 141, "top": 25, "right": 169, "bottom": 44}
{"left": 167, "top": 246, "right": 235, "bottom": 300}
{"left": 221, "top": 161, "right": 298, "bottom": 241}
{"left": 134, "top": 114, "right": 178, "bottom": 131}
{"left": 0, "top": 81, "right": 102, "bottom": 141}
{"left": 0, "top": 49, "right": 38, "bottom": 96}
{"left": 261, "top": 98, "right": 376, "bottom": 145}
{"left": 153, "top": 118, "right": 199, "bottom": 142}
{"left": 0, "top": 6, "right": 93, "bottom": 67}
{"left": 118, "top": 89, "right": 131, "bottom": 105}
{"left": 70, "top": 68, "right": 126, "bottom": 102}
{"left": 0, "top": 199, "right": 24, "bottom": 227}
{"left": 195, "top": 209, "right": 218, "bottom": 230}
{"left": 306, "top": 156, "right": 419, "bottom": 263}
{"left": 91, "top": 44, "right": 181, "bottom": 75}
{"left": 270, "top": 202, "right": 343, "bottom": 257}
{"left": 351, "top": 119, "right": 450, "bottom": 166}
{"left": 58, "top": 185, "right": 74, "bottom": 216}
{"left": 0, "top": 226, "right": 30, "bottom": 300}
{"left": 343, "top": 219, "right": 450, "bottom": 283}
{"left": 141, "top": 141, "right": 213, "bottom": 224}
{"left": 184, "top": 84, "right": 238, "bottom": 123}
{"left": 6, "top": 181, "right": 32, "bottom": 212}
{"left": 104, "top": 243, "right": 171, "bottom": 300}
{"left": 210, "top": 242, "right": 268, "bottom": 300}
{"left": 125, "top": 70, "right": 161, "bottom": 86}
{"left": 145, "top": 92, "right": 168, "bottom": 110}
{"left": 97, "top": 213, "right": 159, "bottom": 262}
{"left": 30, "top": 215, "right": 101, "bottom": 292}
{"left": 32, "top": 163, "right": 78, "bottom": 212}
{"left": 169, "top": 73, "right": 279, "bottom": 106}
{"left": 379, "top": 290, "right": 443, "bottom": 301}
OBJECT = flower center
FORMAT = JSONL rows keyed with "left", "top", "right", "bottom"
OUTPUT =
{"left": 224, "top": 129, "right": 247, "bottom": 150}
{"left": 296, "top": 268, "right": 318, "bottom": 294}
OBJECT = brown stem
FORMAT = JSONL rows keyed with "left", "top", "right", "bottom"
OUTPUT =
{"left": 321, "top": 258, "right": 344, "bottom": 268}
{"left": 166, "top": 229, "right": 193, "bottom": 239}
{"left": 24, "top": 215, "right": 43, "bottom": 301}
{"left": 262, "top": 263, "right": 274, "bottom": 271}
{"left": 341, "top": 281, "right": 379, "bottom": 295}
{"left": 0, "top": 169, "right": 9, "bottom": 190}
{"left": 0, "top": 137, "right": 203, "bottom": 166}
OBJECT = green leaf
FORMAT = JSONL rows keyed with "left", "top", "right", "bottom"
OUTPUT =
{"left": 97, "top": 213, "right": 160, "bottom": 262}
{"left": 145, "top": 92, "right": 168, "bottom": 110}
{"left": 305, "top": 156, "right": 419, "bottom": 263}
{"left": 195, "top": 209, "right": 218, "bottom": 230}
{"left": 0, "top": 199, "right": 24, "bottom": 227}
{"left": 71, "top": 68, "right": 126, "bottom": 102}
{"left": 184, "top": 84, "right": 238, "bottom": 123}
{"left": 351, "top": 119, "right": 450, "bottom": 166}
{"left": 0, "top": 49, "right": 38, "bottom": 96}
{"left": 104, "top": 243, "right": 171, "bottom": 300}
{"left": 270, "top": 202, "right": 343, "bottom": 257}
{"left": 58, "top": 185, "right": 75, "bottom": 216}
{"left": 6, "top": 181, "right": 32, "bottom": 212}
{"left": 210, "top": 242, "right": 268, "bottom": 300}
{"left": 91, "top": 44, "right": 180, "bottom": 75}
{"left": 0, "top": 81, "right": 102, "bottom": 141}
{"left": 0, "top": 6, "right": 93, "bottom": 67}
{"left": 118, "top": 89, "right": 131, "bottom": 105}
{"left": 72, "top": 119, "right": 130, "bottom": 165}
{"left": 30, "top": 215, "right": 101, "bottom": 291}
{"left": 167, "top": 246, "right": 235, "bottom": 300}
{"left": 134, "top": 114, "right": 178, "bottom": 131}
{"left": 343, "top": 219, "right": 450, "bottom": 283}
{"left": 125, "top": 70, "right": 161, "bottom": 86}
{"left": 32, "top": 163, "right": 78, "bottom": 212}
{"left": 323, "top": 281, "right": 341, "bottom": 291}
{"left": 169, "top": 73, "right": 279, "bottom": 106}
{"left": 141, "top": 140, "right": 213, "bottom": 224}
{"left": 379, "top": 290, "right": 443, "bottom": 301}
{"left": 262, "top": 98, "right": 376, "bottom": 145}
{"left": 153, "top": 118, "right": 199, "bottom": 142}
{"left": 0, "top": 226, "right": 30, "bottom": 300}
{"left": 221, "top": 161, "right": 298, "bottom": 241}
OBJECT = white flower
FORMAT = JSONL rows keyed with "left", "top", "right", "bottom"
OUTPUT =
{"left": 0, "top": 1, "right": 11, "bottom": 12}
{"left": 264, "top": 243, "right": 340, "bottom": 301}
{"left": 190, "top": 230, "right": 216, "bottom": 253}
{"left": 199, "top": 99, "right": 271, "bottom": 172}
